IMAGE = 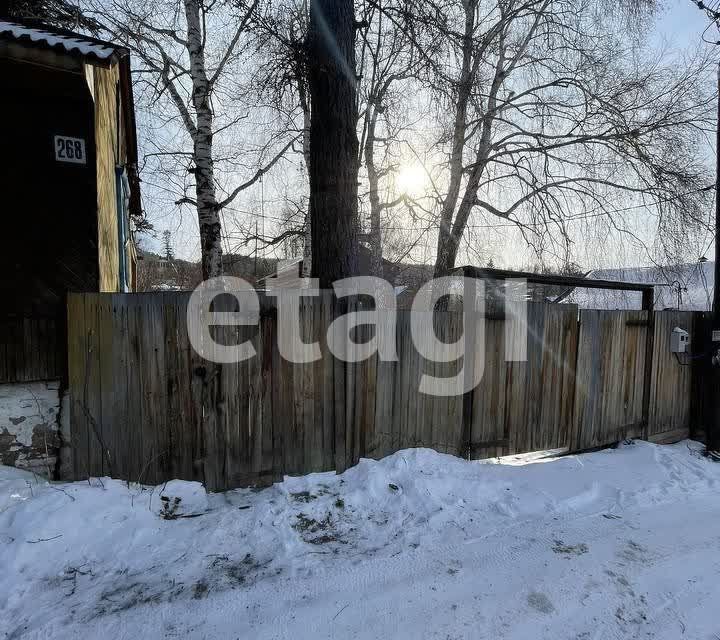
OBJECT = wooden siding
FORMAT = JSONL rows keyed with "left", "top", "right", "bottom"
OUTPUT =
{"left": 0, "top": 56, "right": 99, "bottom": 382}
{"left": 0, "top": 50, "right": 138, "bottom": 384}
{"left": 0, "top": 316, "right": 63, "bottom": 383}
{"left": 92, "top": 61, "right": 137, "bottom": 293}
{"left": 94, "top": 63, "right": 122, "bottom": 293}
{"left": 66, "top": 294, "right": 704, "bottom": 490}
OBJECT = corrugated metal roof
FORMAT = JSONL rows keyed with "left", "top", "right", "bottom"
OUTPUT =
{"left": 0, "top": 20, "right": 123, "bottom": 63}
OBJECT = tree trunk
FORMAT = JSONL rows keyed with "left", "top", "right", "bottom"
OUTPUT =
{"left": 433, "top": 1, "right": 477, "bottom": 278}
{"left": 301, "top": 98, "right": 313, "bottom": 277}
{"left": 184, "top": 0, "right": 223, "bottom": 280}
{"left": 307, "top": 0, "right": 359, "bottom": 288}
{"left": 364, "top": 103, "right": 383, "bottom": 277}
{"left": 434, "top": 0, "right": 509, "bottom": 278}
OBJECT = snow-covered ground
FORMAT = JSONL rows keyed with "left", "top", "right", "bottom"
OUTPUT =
{"left": 2, "top": 440, "right": 720, "bottom": 639}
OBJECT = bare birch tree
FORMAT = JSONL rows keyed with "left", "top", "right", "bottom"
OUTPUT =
{"left": 84, "top": 0, "right": 298, "bottom": 278}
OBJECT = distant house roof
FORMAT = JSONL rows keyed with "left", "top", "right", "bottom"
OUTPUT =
{"left": 561, "top": 262, "right": 716, "bottom": 311}
{"left": 0, "top": 19, "right": 126, "bottom": 64}
{"left": 455, "top": 265, "right": 656, "bottom": 293}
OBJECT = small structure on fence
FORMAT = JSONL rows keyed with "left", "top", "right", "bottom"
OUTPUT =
{"left": 0, "top": 19, "right": 141, "bottom": 472}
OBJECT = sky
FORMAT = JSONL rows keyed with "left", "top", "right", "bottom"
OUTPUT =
{"left": 139, "top": 0, "right": 720, "bottom": 271}
{"left": 657, "top": 0, "right": 717, "bottom": 45}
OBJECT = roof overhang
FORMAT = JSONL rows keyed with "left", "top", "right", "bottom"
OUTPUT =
{"left": 0, "top": 18, "right": 127, "bottom": 66}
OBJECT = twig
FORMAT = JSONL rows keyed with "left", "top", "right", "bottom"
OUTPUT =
{"left": 25, "top": 385, "right": 53, "bottom": 479}
{"left": 26, "top": 534, "right": 62, "bottom": 543}
{"left": 87, "top": 476, "right": 105, "bottom": 489}
{"left": 333, "top": 604, "right": 349, "bottom": 621}
{"left": 50, "top": 486, "right": 76, "bottom": 502}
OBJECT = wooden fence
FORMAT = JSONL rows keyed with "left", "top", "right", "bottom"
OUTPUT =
{"left": 66, "top": 292, "right": 701, "bottom": 490}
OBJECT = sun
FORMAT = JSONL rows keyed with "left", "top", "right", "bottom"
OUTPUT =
{"left": 396, "top": 164, "right": 428, "bottom": 197}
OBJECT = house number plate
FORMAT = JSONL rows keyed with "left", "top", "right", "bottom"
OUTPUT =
{"left": 54, "top": 135, "right": 87, "bottom": 165}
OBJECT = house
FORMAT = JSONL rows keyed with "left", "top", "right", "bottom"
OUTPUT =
{"left": 0, "top": 19, "right": 141, "bottom": 473}
{"left": 561, "top": 262, "right": 715, "bottom": 311}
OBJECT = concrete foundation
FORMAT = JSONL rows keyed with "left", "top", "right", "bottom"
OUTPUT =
{"left": 0, "top": 381, "right": 65, "bottom": 477}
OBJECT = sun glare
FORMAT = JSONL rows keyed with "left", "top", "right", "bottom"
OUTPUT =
{"left": 396, "top": 164, "right": 428, "bottom": 197}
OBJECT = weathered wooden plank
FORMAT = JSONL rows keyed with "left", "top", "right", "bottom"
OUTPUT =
{"left": 0, "top": 314, "right": 63, "bottom": 383}
{"left": 95, "top": 296, "right": 115, "bottom": 478}
{"left": 310, "top": 296, "right": 328, "bottom": 471}
{"left": 277, "top": 301, "right": 299, "bottom": 476}
{"left": 523, "top": 303, "right": 544, "bottom": 453}
{"left": 5, "top": 319, "right": 18, "bottom": 382}
{"left": 349, "top": 313, "right": 377, "bottom": 467}
{"left": 241, "top": 306, "right": 265, "bottom": 485}
{"left": 125, "top": 295, "right": 147, "bottom": 484}
{"left": 334, "top": 335, "right": 349, "bottom": 471}
{"left": 559, "top": 307, "right": 580, "bottom": 450}
{"left": 302, "top": 297, "right": 320, "bottom": 472}
{"left": 343, "top": 300, "right": 358, "bottom": 471}
{"left": 361, "top": 321, "right": 378, "bottom": 459}
{"left": 0, "top": 319, "right": 8, "bottom": 382}
{"left": 293, "top": 297, "right": 312, "bottom": 473}
{"left": 151, "top": 294, "right": 172, "bottom": 484}
{"left": 448, "top": 310, "right": 466, "bottom": 455}
{"left": 399, "top": 312, "right": 415, "bottom": 451}
{"left": 221, "top": 297, "right": 242, "bottom": 489}
{"left": 371, "top": 332, "right": 396, "bottom": 459}
{"left": 257, "top": 309, "right": 276, "bottom": 485}
{"left": 184, "top": 294, "right": 207, "bottom": 485}
{"left": 66, "top": 294, "right": 89, "bottom": 480}
{"left": 82, "top": 295, "right": 104, "bottom": 477}
{"left": 471, "top": 309, "right": 507, "bottom": 459}
{"left": 534, "top": 305, "right": 579, "bottom": 452}
{"left": 35, "top": 318, "right": 48, "bottom": 380}
{"left": 109, "top": 294, "right": 130, "bottom": 481}
{"left": 321, "top": 295, "right": 340, "bottom": 471}
{"left": 414, "top": 308, "right": 431, "bottom": 451}
{"left": 24, "top": 318, "right": 37, "bottom": 381}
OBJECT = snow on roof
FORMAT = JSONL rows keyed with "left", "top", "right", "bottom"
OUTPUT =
{"left": 0, "top": 20, "right": 120, "bottom": 62}
{"left": 563, "top": 262, "right": 715, "bottom": 311}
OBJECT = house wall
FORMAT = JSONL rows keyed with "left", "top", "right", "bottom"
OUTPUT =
{"left": 92, "top": 61, "right": 137, "bottom": 294}
{"left": 0, "top": 53, "right": 99, "bottom": 385}
{"left": 0, "top": 45, "right": 139, "bottom": 473}
{"left": 0, "top": 381, "right": 65, "bottom": 477}
{"left": 94, "top": 63, "right": 123, "bottom": 293}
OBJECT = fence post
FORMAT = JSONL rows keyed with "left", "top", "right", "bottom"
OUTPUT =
{"left": 690, "top": 312, "right": 713, "bottom": 442}
{"left": 461, "top": 269, "right": 478, "bottom": 459}
{"left": 640, "top": 288, "right": 655, "bottom": 440}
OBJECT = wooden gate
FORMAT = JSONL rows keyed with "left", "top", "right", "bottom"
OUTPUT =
{"left": 572, "top": 310, "right": 649, "bottom": 450}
